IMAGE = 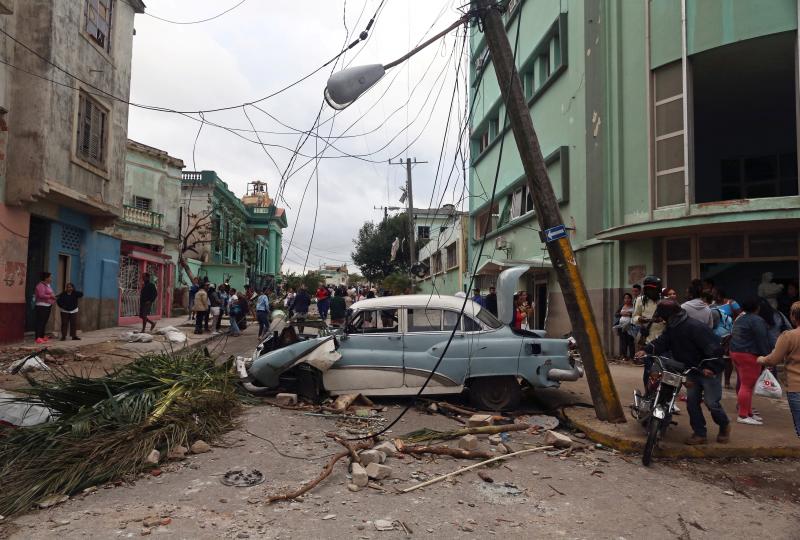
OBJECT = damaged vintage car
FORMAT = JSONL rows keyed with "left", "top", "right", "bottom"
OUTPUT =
{"left": 238, "top": 269, "right": 582, "bottom": 410}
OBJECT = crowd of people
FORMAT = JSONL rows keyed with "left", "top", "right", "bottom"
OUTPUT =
{"left": 612, "top": 275, "right": 800, "bottom": 443}
{"left": 186, "top": 276, "right": 274, "bottom": 339}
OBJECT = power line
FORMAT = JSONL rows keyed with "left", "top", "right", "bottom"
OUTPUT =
{"left": 143, "top": 0, "right": 249, "bottom": 25}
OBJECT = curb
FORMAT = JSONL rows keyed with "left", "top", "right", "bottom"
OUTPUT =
{"left": 563, "top": 406, "right": 800, "bottom": 459}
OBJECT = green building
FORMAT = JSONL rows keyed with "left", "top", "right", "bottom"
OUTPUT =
{"left": 180, "top": 172, "right": 287, "bottom": 292}
{"left": 469, "top": 0, "right": 800, "bottom": 349}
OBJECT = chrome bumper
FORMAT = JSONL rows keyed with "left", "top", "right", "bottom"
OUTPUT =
{"left": 547, "top": 359, "right": 585, "bottom": 382}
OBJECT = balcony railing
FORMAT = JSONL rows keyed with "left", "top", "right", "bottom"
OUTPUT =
{"left": 123, "top": 205, "right": 163, "bottom": 229}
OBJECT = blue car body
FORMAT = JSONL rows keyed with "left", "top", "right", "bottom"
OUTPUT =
{"left": 247, "top": 294, "right": 582, "bottom": 398}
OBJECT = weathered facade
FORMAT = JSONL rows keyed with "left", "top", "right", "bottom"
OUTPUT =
{"left": 319, "top": 264, "right": 349, "bottom": 287}
{"left": 112, "top": 140, "right": 184, "bottom": 325}
{"left": 469, "top": 0, "right": 800, "bottom": 348}
{"left": 0, "top": 0, "right": 144, "bottom": 342}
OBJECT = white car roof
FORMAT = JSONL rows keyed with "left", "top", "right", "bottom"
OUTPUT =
{"left": 351, "top": 295, "right": 482, "bottom": 315}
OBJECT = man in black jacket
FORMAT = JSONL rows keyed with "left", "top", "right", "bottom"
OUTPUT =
{"left": 484, "top": 286, "right": 498, "bottom": 317}
{"left": 140, "top": 273, "right": 158, "bottom": 333}
{"left": 636, "top": 299, "right": 730, "bottom": 445}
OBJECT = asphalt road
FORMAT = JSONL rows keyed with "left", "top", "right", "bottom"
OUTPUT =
{"left": 4, "top": 332, "right": 800, "bottom": 539}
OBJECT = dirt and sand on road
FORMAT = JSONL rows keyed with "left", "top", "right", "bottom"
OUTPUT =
{"left": 2, "top": 332, "right": 799, "bottom": 539}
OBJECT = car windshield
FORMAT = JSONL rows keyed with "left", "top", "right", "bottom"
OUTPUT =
{"left": 476, "top": 308, "right": 503, "bottom": 329}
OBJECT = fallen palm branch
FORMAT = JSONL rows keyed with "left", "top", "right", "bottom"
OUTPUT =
{"left": 0, "top": 351, "right": 241, "bottom": 517}
{"left": 399, "top": 423, "right": 529, "bottom": 444}
{"left": 265, "top": 433, "right": 373, "bottom": 504}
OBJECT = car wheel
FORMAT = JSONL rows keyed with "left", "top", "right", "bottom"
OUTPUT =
{"left": 469, "top": 376, "right": 521, "bottom": 411}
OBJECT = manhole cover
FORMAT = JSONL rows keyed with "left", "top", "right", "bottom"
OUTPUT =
{"left": 221, "top": 469, "right": 265, "bottom": 487}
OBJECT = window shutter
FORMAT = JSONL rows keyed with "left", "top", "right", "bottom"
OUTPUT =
{"left": 88, "top": 102, "right": 102, "bottom": 162}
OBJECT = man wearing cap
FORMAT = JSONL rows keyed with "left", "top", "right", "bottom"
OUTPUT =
{"left": 635, "top": 299, "right": 730, "bottom": 445}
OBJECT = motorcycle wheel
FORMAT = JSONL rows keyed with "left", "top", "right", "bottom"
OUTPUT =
{"left": 642, "top": 416, "right": 662, "bottom": 467}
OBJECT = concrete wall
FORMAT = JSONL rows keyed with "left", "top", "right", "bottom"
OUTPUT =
{"left": 5, "top": 0, "right": 139, "bottom": 219}
{"left": 198, "top": 263, "right": 246, "bottom": 292}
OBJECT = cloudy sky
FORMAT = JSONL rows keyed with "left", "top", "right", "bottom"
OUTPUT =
{"left": 128, "top": 0, "right": 471, "bottom": 275}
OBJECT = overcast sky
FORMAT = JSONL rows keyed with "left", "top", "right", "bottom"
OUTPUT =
{"left": 128, "top": 0, "right": 471, "bottom": 275}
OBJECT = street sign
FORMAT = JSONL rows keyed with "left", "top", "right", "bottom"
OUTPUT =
{"left": 544, "top": 224, "right": 567, "bottom": 243}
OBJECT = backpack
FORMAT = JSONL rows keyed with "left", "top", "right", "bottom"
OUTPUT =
{"left": 712, "top": 306, "right": 734, "bottom": 338}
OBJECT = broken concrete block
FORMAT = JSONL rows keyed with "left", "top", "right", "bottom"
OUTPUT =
{"left": 275, "top": 393, "right": 298, "bottom": 406}
{"left": 365, "top": 462, "right": 391, "bottom": 480}
{"left": 167, "top": 445, "right": 188, "bottom": 460}
{"left": 544, "top": 430, "right": 573, "bottom": 449}
{"left": 359, "top": 449, "right": 386, "bottom": 465}
{"left": 190, "top": 440, "right": 211, "bottom": 454}
{"left": 458, "top": 434, "right": 478, "bottom": 451}
{"left": 488, "top": 434, "right": 503, "bottom": 445}
{"left": 373, "top": 441, "right": 398, "bottom": 456}
{"left": 351, "top": 463, "right": 369, "bottom": 487}
{"left": 145, "top": 449, "right": 160, "bottom": 465}
{"left": 467, "top": 414, "right": 494, "bottom": 427}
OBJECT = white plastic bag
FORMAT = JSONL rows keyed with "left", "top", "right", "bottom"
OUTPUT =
{"left": 165, "top": 330, "right": 187, "bottom": 344}
{"left": 6, "top": 356, "right": 50, "bottom": 374}
{"left": 755, "top": 368, "right": 782, "bottom": 399}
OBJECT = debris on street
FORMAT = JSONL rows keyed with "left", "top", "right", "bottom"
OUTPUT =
{"left": 0, "top": 351, "right": 240, "bottom": 517}
{"left": 400, "top": 422, "right": 529, "bottom": 444}
{"left": 5, "top": 354, "right": 50, "bottom": 375}
{"left": 401, "top": 445, "right": 553, "bottom": 493}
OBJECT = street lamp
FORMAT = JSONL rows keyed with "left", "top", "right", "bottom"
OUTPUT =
{"left": 324, "top": 14, "right": 469, "bottom": 109}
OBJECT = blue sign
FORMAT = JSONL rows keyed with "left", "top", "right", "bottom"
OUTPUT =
{"left": 544, "top": 224, "right": 568, "bottom": 243}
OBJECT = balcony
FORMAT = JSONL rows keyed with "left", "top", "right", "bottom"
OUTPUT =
{"left": 123, "top": 205, "right": 163, "bottom": 229}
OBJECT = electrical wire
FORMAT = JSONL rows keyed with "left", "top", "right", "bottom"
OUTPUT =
{"left": 345, "top": 1, "right": 518, "bottom": 441}
{"left": 143, "top": 0, "right": 249, "bottom": 25}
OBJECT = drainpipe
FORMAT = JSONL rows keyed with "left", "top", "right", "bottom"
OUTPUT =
{"left": 680, "top": 0, "right": 691, "bottom": 216}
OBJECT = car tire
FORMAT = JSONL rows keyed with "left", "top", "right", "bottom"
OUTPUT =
{"left": 468, "top": 376, "right": 522, "bottom": 411}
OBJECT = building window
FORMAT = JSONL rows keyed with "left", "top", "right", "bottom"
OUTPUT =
{"left": 76, "top": 92, "right": 109, "bottom": 169}
{"left": 653, "top": 61, "right": 685, "bottom": 208}
{"left": 517, "top": 14, "right": 567, "bottom": 103}
{"left": 417, "top": 226, "right": 430, "bottom": 240}
{"left": 500, "top": 185, "right": 534, "bottom": 226}
{"left": 474, "top": 203, "right": 498, "bottom": 240}
{"left": 133, "top": 196, "right": 152, "bottom": 211}
{"left": 489, "top": 118, "right": 499, "bottom": 140}
{"left": 478, "top": 131, "right": 489, "bottom": 154}
{"left": 85, "top": 0, "right": 113, "bottom": 52}
{"left": 446, "top": 243, "right": 457, "bottom": 269}
{"left": 431, "top": 252, "right": 443, "bottom": 275}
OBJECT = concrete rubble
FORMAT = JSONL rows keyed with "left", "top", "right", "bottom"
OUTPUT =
{"left": 365, "top": 463, "right": 391, "bottom": 480}
{"left": 458, "top": 434, "right": 479, "bottom": 450}
{"left": 190, "top": 440, "right": 211, "bottom": 454}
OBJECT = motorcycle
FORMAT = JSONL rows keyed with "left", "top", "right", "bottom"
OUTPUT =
{"left": 630, "top": 355, "right": 714, "bottom": 466}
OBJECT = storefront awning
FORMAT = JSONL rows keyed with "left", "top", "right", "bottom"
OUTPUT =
{"left": 475, "top": 257, "right": 551, "bottom": 275}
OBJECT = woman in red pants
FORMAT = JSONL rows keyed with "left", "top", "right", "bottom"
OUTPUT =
{"left": 729, "top": 296, "right": 771, "bottom": 425}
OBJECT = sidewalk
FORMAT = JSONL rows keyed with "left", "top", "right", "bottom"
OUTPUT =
{"left": 0, "top": 315, "right": 256, "bottom": 391}
{"left": 545, "top": 362, "right": 800, "bottom": 458}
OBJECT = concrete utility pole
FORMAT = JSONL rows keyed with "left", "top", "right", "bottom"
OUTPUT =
{"left": 478, "top": 1, "right": 625, "bottom": 422}
{"left": 390, "top": 158, "right": 427, "bottom": 266}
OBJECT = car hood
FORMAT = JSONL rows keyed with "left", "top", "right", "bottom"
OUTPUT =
{"left": 496, "top": 265, "right": 529, "bottom": 326}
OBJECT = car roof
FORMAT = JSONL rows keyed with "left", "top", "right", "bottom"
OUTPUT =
{"left": 351, "top": 295, "right": 482, "bottom": 315}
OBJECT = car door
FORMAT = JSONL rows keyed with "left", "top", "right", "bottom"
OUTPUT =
{"left": 402, "top": 308, "right": 468, "bottom": 392}
{"left": 322, "top": 307, "right": 404, "bottom": 393}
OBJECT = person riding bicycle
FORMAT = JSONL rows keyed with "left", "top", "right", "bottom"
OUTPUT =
{"left": 635, "top": 299, "right": 731, "bottom": 445}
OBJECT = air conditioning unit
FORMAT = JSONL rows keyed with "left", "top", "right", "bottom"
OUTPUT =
{"left": 495, "top": 236, "right": 509, "bottom": 250}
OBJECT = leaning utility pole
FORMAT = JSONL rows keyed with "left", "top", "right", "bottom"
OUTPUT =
{"left": 478, "top": 1, "right": 625, "bottom": 422}
{"left": 390, "top": 157, "right": 427, "bottom": 266}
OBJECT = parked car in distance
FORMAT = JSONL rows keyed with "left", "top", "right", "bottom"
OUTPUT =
{"left": 242, "top": 294, "right": 582, "bottom": 410}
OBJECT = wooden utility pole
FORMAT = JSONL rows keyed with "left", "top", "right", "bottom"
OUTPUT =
{"left": 478, "top": 1, "right": 625, "bottom": 422}
{"left": 390, "top": 157, "right": 427, "bottom": 266}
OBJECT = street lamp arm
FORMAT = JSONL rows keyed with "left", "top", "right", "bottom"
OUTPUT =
{"left": 325, "top": 13, "right": 471, "bottom": 109}
{"left": 383, "top": 14, "right": 470, "bottom": 70}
